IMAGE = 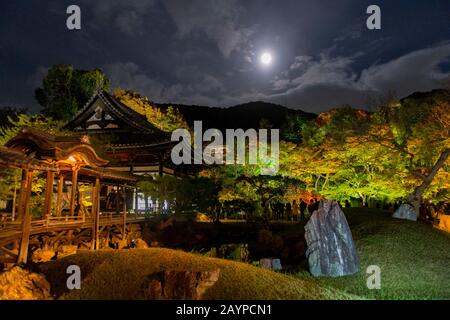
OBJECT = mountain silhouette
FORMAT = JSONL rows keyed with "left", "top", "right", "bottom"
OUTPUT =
{"left": 157, "top": 101, "right": 316, "bottom": 130}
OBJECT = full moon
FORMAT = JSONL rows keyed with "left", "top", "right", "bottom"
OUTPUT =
{"left": 260, "top": 52, "right": 273, "bottom": 65}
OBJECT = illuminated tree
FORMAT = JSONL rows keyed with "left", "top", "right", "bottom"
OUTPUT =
{"left": 35, "top": 64, "right": 109, "bottom": 120}
{"left": 137, "top": 176, "right": 178, "bottom": 214}
{"left": 113, "top": 88, "right": 189, "bottom": 132}
{"left": 384, "top": 91, "right": 450, "bottom": 213}
{"left": 203, "top": 162, "right": 303, "bottom": 223}
{"left": 280, "top": 91, "right": 449, "bottom": 214}
{"left": 0, "top": 113, "right": 67, "bottom": 145}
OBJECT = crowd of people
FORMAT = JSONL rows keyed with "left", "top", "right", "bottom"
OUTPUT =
{"left": 270, "top": 198, "right": 320, "bottom": 221}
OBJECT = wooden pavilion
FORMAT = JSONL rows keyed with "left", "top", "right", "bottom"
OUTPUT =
{"left": 1, "top": 127, "right": 138, "bottom": 263}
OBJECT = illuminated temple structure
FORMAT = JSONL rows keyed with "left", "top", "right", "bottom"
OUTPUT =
{"left": 64, "top": 90, "right": 176, "bottom": 176}
{"left": 64, "top": 90, "right": 181, "bottom": 211}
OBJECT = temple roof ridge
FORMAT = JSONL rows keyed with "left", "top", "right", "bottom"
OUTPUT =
{"left": 64, "top": 89, "right": 171, "bottom": 138}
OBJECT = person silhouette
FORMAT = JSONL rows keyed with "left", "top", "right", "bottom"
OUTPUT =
{"left": 285, "top": 202, "right": 292, "bottom": 221}
{"left": 299, "top": 200, "right": 307, "bottom": 220}
{"left": 292, "top": 200, "right": 299, "bottom": 221}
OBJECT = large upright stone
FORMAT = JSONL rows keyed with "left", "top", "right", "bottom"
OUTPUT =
{"left": 392, "top": 203, "right": 417, "bottom": 221}
{"left": 304, "top": 200, "right": 359, "bottom": 277}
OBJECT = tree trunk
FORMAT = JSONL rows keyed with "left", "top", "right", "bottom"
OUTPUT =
{"left": 145, "top": 197, "right": 149, "bottom": 214}
{"left": 408, "top": 148, "right": 450, "bottom": 215}
{"left": 357, "top": 192, "right": 365, "bottom": 207}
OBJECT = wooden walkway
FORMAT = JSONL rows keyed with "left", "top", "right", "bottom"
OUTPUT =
{"left": 0, "top": 213, "right": 149, "bottom": 254}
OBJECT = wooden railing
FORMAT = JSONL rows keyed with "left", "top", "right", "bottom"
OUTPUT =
{"left": 44, "top": 213, "right": 86, "bottom": 226}
{"left": 0, "top": 220, "right": 22, "bottom": 233}
{"left": 99, "top": 212, "right": 123, "bottom": 222}
{"left": 0, "top": 211, "right": 151, "bottom": 235}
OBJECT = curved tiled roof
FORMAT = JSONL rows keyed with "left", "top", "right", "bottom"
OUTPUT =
{"left": 64, "top": 90, "right": 172, "bottom": 146}
{"left": 6, "top": 127, "right": 109, "bottom": 167}
{"left": 0, "top": 146, "right": 58, "bottom": 171}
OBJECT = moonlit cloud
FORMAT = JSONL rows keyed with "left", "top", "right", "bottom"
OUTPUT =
{"left": 163, "top": 0, "right": 257, "bottom": 58}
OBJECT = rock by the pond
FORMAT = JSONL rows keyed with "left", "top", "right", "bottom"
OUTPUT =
{"left": 147, "top": 269, "right": 220, "bottom": 300}
{"left": 0, "top": 266, "right": 52, "bottom": 300}
{"left": 116, "top": 238, "right": 128, "bottom": 249}
{"left": 31, "top": 247, "right": 55, "bottom": 263}
{"left": 271, "top": 259, "right": 282, "bottom": 271}
{"left": 304, "top": 200, "right": 359, "bottom": 277}
{"left": 392, "top": 203, "right": 417, "bottom": 221}
{"left": 57, "top": 245, "right": 78, "bottom": 259}
{"left": 133, "top": 238, "right": 149, "bottom": 249}
{"left": 259, "top": 258, "right": 282, "bottom": 271}
{"left": 150, "top": 241, "right": 160, "bottom": 247}
{"left": 218, "top": 243, "right": 249, "bottom": 262}
{"left": 259, "top": 258, "right": 273, "bottom": 270}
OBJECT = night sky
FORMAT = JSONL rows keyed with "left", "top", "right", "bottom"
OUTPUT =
{"left": 1, "top": 0, "right": 450, "bottom": 113}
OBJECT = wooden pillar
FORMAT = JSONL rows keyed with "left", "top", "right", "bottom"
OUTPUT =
{"left": 42, "top": 171, "right": 55, "bottom": 218}
{"left": 17, "top": 170, "right": 33, "bottom": 264}
{"left": 56, "top": 175, "right": 64, "bottom": 217}
{"left": 16, "top": 170, "right": 28, "bottom": 221}
{"left": 115, "top": 184, "right": 120, "bottom": 215}
{"left": 69, "top": 168, "right": 78, "bottom": 216}
{"left": 134, "top": 188, "right": 139, "bottom": 213}
{"left": 11, "top": 171, "right": 18, "bottom": 221}
{"left": 122, "top": 187, "right": 127, "bottom": 238}
{"left": 158, "top": 154, "right": 163, "bottom": 215}
{"left": 91, "top": 177, "right": 100, "bottom": 250}
{"left": 90, "top": 179, "right": 97, "bottom": 250}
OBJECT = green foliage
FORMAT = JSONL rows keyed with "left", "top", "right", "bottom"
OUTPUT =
{"left": 300, "top": 120, "right": 327, "bottom": 147}
{"left": 0, "top": 168, "right": 21, "bottom": 202}
{"left": 113, "top": 88, "right": 189, "bottom": 132}
{"left": 176, "top": 176, "right": 220, "bottom": 214}
{"left": 137, "top": 175, "right": 219, "bottom": 215}
{"left": 0, "top": 107, "right": 27, "bottom": 129}
{"left": 281, "top": 114, "right": 311, "bottom": 143}
{"left": 0, "top": 113, "right": 68, "bottom": 146}
{"left": 280, "top": 92, "right": 449, "bottom": 204}
{"left": 205, "top": 163, "right": 304, "bottom": 218}
{"left": 35, "top": 64, "right": 109, "bottom": 121}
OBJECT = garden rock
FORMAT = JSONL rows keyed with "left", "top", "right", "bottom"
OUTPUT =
{"left": 304, "top": 200, "right": 359, "bottom": 277}
{"left": 147, "top": 269, "right": 220, "bottom": 300}
{"left": 392, "top": 203, "right": 417, "bottom": 221}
